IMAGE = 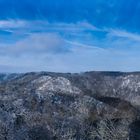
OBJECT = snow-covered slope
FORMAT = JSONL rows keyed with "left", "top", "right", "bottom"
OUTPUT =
{"left": 0, "top": 71, "right": 139, "bottom": 139}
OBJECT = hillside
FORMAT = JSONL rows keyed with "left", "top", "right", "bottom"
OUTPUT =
{"left": 0, "top": 71, "right": 140, "bottom": 140}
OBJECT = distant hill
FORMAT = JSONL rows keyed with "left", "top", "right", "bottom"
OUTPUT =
{"left": 0, "top": 71, "right": 140, "bottom": 140}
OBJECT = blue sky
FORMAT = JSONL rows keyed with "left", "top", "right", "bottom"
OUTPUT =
{"left": 0, "top": 0, "right": 140, "bottom": 72}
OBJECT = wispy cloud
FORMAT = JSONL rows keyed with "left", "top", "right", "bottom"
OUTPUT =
{"left": 0, "top": 19, "right": 140, "bottom": 72}
{"left": 0, "top": 33, "right": 69, "bottom": 56}
{"left": 0, "top": 0, "right": 140, "bottom": 72}
{"left": 107, "top": 29, "right": 140, "bottom": 42}
{"left": 65, "top": 40, "right": 107, "bottom": 52}
{"left": 0, "top": 20, "right": 98, "bottom": 33}
{"left": 0, "top": 20, "right": 27, "bottom": 29}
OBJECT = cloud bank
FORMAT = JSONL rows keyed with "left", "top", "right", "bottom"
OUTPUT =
{"left": 0, "top": 19, "right": 140, "bottom": 72}
{"left": 0, "top": 0, "right": 140, "bottom": 72}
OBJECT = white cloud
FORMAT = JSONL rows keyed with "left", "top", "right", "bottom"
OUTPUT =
{"left": 0, "top": 33, "right": 68, "bottom": 56}
{"left": 65, "top": 40, "right": 107, "bottom": 52}
{"left": 0, "top": 20, "right": 27, "bottom": 28}
{"left": 0, "top": 20, "right": 140, "bottom": 72}
{"left": 0, "top": 19, "right": 98, "bottom": 33}
{"left": 107, "top": 29, "right": 140, "bottom": 41}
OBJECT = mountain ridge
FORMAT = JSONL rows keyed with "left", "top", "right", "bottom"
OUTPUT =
{"left": 0, "top": 71, "right": 140, "bottom": 139}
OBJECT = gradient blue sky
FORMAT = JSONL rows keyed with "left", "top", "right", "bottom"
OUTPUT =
{"left": 0, "top": 0, "right": 140, "bottom": 72}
